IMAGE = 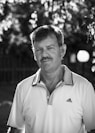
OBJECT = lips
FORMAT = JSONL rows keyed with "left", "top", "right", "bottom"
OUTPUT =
{"left": 41, "top": 57, "right": 52, "bottom": 63}
{"left": 42, "top": 59, "right": 50, "bottom": 63}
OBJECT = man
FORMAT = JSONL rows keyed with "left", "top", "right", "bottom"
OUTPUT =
{"left": 7, "top": 25, "right": 95, "bottom": 133}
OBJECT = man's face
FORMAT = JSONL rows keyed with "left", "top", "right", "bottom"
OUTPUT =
{"left": 33, "top": 34, "right": 65, "bottom": 73}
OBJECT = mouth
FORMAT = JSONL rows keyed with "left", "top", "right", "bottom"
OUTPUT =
{"left": 41, "top": 58, "right": 52, "bottom": 64}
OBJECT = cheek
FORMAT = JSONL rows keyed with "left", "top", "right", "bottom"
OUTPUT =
{"left": 34, "top": 52, "right": 40, "bottom": 60}
{"left": 54, "top": 51, "right": 62, "bottom": 63}
{"left": 35, "top": 54, "right": 41, "bottom": 65}
{"left": 55, "top": 50, "right": 61, "bottom": 59}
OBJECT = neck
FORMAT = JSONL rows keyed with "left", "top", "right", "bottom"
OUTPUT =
{"left": 40, "top": 66, "right": 63, "bottom": 84}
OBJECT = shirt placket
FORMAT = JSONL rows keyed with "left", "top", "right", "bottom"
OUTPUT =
{"left": 45, "top": 81, "right": 64, "bottom": 105}
{"left": 38, "top": 80, "right": 64, "bottom": 105}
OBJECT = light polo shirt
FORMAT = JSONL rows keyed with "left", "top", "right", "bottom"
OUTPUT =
{"left": 7, "top": 65, "right": 95, "bottom": 133}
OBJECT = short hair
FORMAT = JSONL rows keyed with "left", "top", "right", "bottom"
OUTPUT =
{"left": 30, "top": 25, "right": 64, "bottom": 51}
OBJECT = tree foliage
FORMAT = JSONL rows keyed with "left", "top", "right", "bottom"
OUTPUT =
{"left": 0, "top": 0, "right": 95, "bottom": 55}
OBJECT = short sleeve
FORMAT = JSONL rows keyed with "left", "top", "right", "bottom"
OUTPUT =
{"left": 82, "top": 82, "right": 95, "bottom": 131}
{"left": 7, "top": 84, "right": 24, "bottom": 129}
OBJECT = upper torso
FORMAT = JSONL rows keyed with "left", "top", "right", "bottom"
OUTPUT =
{"left": 17, "top": 71, "right": 87, "bottom": 133}
{"left": 22, "top": 81, "right": 85, "bottom": 133}
{"left": 7, "top": 66, "right": 95, "bottom": 133}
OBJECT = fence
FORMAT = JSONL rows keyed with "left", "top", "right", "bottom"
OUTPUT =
{"left": 0, "top": 54, "right": 38, "bottom": 85}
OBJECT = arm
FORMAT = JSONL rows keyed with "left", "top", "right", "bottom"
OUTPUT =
{"left": 7, "top": 84, "right": 24, "bottom": 132}
{"left": 7, "top": 127, "right": 16, "bottom": 133}
{"left": 88, "top": 130, "right": 95, "bottom": 133}
{"left": 7, "top": 127, "right": 23, "bottom": 133}
{"left": 82, "top": 82, "right": 95, "bottom": 131}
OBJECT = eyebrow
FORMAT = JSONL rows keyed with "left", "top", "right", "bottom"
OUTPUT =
{"left": 47, "top": 44, "right": 55, "bottom": 47}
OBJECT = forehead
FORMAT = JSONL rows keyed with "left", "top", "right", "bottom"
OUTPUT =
{"left": 34, "top": 34, "right": 58, "bottom": 48}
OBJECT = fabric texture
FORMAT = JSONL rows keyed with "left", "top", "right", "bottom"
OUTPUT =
{"left": 7, "top": 66, "right": 95, "bottom": 133}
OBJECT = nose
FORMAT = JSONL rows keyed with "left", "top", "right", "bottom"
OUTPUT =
{"left": 41, "top": 48, "right": 48, "bottom": 58}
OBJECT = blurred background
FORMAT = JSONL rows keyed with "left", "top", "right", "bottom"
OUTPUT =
{"left": 0, "top": 0, "right": 95, "bottom": 126}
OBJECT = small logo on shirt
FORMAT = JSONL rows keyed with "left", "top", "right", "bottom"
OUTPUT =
{"left": 66, "top": 98, "right": 72, "bottom": 102}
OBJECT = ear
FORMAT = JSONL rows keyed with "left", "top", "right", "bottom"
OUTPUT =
{"left": 32, "top": 50, "right": 37, "bottom": 61}
{"left": 60, "top": 44, "right": 67, "bottom": 59}
{"left": 34, "top": 54, "right": 37, "bottom": 61}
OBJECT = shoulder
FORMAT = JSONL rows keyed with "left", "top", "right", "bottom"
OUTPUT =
{"left": 15, "top": 73, "right": 36, "bottom": 94}
{"left": 72, "top": 72, "right": 94, "bottom": 94}
{"left": 72, "top": 72, "right": 91, "bottom": 86}
{"left": 71, "top": 72, "right": 94, "bottom": 99}
{"left": 18, "top": 74, "right": 35, "bottom": 87}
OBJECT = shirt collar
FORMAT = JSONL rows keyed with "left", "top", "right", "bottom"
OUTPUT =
{"left": 63, "top": 65, "right": 74, "bottom": 85}
{"left": 32, "top": 65, "right": 74, "bottom": 86}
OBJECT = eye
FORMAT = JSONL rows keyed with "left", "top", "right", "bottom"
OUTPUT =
{"left": 47, "top": 46, "right": 54, "bottom": 50}
{"left": 35, "top": 48, "right": 42, "bottom": 53}
{"left": 36, "top": 49, "right": 40, "bottom": 52}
